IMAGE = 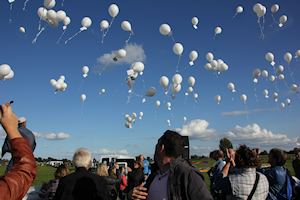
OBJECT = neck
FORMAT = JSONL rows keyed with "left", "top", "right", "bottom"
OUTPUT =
{"left": 158, "top": 157, "right": 172, "bottom": 174}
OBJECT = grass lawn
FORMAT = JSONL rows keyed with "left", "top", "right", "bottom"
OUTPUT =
{"left": 0, "top": 154, "right": 296, "bottom": 190}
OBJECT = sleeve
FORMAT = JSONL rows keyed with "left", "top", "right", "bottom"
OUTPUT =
{"left": 214, "top": 172, "right": 233, "bottom": 195}
{"left": 39, "top": 180, "right": 53, "bottom": 198}
{"left": 0, "top": 138, "right": 37, "bottom": 200}
{"left": 147, "top": 161, "right": 151, "bottom": 173}
{"left": 104, "top": 169, "right": 121, "bottom": 185}
{"left": 187, "top": 170, "right": 214, "bottom": 200}
{"left": 121, "top": 175, "right": 127, "bottom": 187}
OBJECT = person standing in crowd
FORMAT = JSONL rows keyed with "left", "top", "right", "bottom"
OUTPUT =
{"left": 39, "top": 164, "right": 70, "bottom": 199}
{"left": 215, "top": 145, "right": 269, "bottom": 200}
{"left": 119, "top": 166, "right": 127, "bottom": 200}
{"left": 292, "top": 149, "right": 300, "bottom": 180}
{"left": 140, "top": 154, "right": 151, "bottom": 179}
{"left": 53, "top": 148, "right": 111, "bottom": 200}
{"left": 127, "top": 160, "right": 145, "bottom": 194}
{"left": 259, "top": 148, "right": 292, "bottom": 200}
{"left": 2, "top": 116, "right": 36, "bottom": 173}
{"left": 96, "top": 163, "right": 121, "bottom": 200}
{"left": 207, "top": 150, "right": 226, "bottom": 199}
{"left": 129, "top": 130, "right": 213, "bottom": 200}
{"left": 0, "top": 102, "right": 37, "bottom": 200}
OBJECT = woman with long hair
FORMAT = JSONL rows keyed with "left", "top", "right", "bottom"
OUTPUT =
{"left": 127, "top": 160, "right": 145, "bottom": 194}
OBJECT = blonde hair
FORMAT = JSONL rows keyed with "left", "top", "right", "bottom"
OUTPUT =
{"left": 55, "top": 164, "right": 70, "bottom": 179}
{"left": 96, "top": 163, "right": 108, "bottom": 176}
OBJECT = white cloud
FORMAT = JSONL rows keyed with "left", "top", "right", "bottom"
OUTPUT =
{"left": 94, "top": 43, "right": 146, "bottom": 72}
{"left": 220, "top": 108, "right": 277, "bottom": 116}
{"left": 174, "top": 119, "right": 219, "bottom": 141}
{"left": 92, "top": 149, "right": 129, "bottom": 155}
{"left": 222, "top": 123, "right": 297, "bottom": 148}
{"left": 33, "top": 132, "right": 71, "bottom": 140}
{"left": 145, "top": 136, "right": 156, "bottom": 140}
{"left": 191, "top": 146, "right": 217, "bottom": 156}
{"left": 43, "top": 145, "right": 49, "bottom": 148}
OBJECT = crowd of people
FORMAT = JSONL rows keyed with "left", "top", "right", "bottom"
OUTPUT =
{"left": 0, "top": 102, "right": 299, "bottom": 200}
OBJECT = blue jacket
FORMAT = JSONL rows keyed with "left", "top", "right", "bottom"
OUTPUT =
{"left": 142, "top": 159, "right": 151, "bottom": 174}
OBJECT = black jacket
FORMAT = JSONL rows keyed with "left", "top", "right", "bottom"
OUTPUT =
{"left": 102, "top": 169, "right": 121, "bottom": 200}
{"left": 53, "top": 167, "right": 111, "bottom": 200}
{"left": 127, "top": 168, "right": 144, "bottom": 192}
{"left": 145, "top": 156, "right": 213, "bottom": 200}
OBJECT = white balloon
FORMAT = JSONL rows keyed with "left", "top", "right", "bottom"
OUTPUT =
{"left": 100, "top": 20, "right": 109, "bottom": 30}
{"left": 54, "top": 83, "right": 61, "bottom": 90}
{"left": 126, "top": 76, "right": 135, "bottom": 88}
{"left": 265, "top": 52, "right": 274, "bottom": 62}
{"left": 256, "top": 6, "right": 266, "bottom": 18}
{"left": 263, "top": 89, "right": 268, "bottom": 96}
{"left": 204, "top": 63, "right": 212, "bottom": 70}
{"left": 183, "top": 117, "right": 187, "bottom": 123}
{"left": 121, "top": 21, "right": 132, "bottom": 32}
{"left": 57, "top": 78, "right": 64, "bottom": 85}
{"left": 116, "top": 49, "right": 126, "bottom": 58}
{"left": 167, "top": 120, "right": 170, "bottom": 124}
{"left": 108, "top": 4, "right": 119, "bottom": 18}
{"left": 273, "top": 92, "right": 278, "bottom": 99}
{"left": 56, "top": 10, "right": 66, "bottom": 22}
{"left": 139, "top": 112, "right": 143, "bottom": 117}
{"left": 228, "top": 83, "right": 235, "bottom": 90}
{"left": 194, "top": 93, "right": 198, "bottom": 99}
{"left": 253, "top": 68, "right": 261, "bottom": 78}
{"left": 145, "top": 87, "right": 156, "bottom": 97}
{"left": 172, "top": 74, "right": 183, "bottom": 84}
{"left": 59, "top": 75, "right": 65, "bottom": 81}
{"left": 155, "top": 100, "right": 160, "bottom": 107}
{"left": 285, "top": 99, "right": 291, "bottom": 104}
{"left": 82, "top": 66, "right": 89, "bottom": 74}
{"left": 44, "top": 0, "right": 55, "bottom": 9}
{"left": 291, "top": 84, "right": 298, "bottom": 92}
{"left": 296, "top": 50, "right": 300, "bottom": 57}
{"left": 284, "top": 52, "right": 292, "bottom": 63}
{"left": 278, "top": 74, "right": 284, "bottom": 81}
{"left": 166, "top": 102, "right": 171, "bottom": 108}
{"left": 19, "top": 27, "right": 25, "bottom": 34}
{"left": 279, "top": 15, "right": 287, "bottom": 24}
{"left": 160, "top": 76, "right": 169, "bottom": 88}
{"left": 276, "top": 65, "right": 284, "bottom": 73}
{"left": 219, "top": 63, "right": 228, "bottom": 71}
{"left": 81, "top": 17, "right": 92, "bottom": 28}
{"left": 38, "top": 7, "right": 48, "bottom": 21}
{"left": 131, "top": 112, "right": 137, "bottom": 119}
{"left": 236, "top": 6, "right": 243, "bottom": 13}
{"left": 253, "top": 3, "right": 263, "bottom": 13}
{"left": 215, "top": 95, "right": 221, "bottom": 102}
{"left": 173, "top": 43, "right": 183, "bottom": 55}
{"left": 188, "top": 76, "right": 195, "bottom": 86}
{"left": 262, "top": 70, "right": 268, "bottom": 77}
{"left": 125, "top": 122, "right": 131, "bottom": 128}
{"left": 240, "top": 94, "right": 247, "bottom": 102}
{"left": 4, "top": 70, "right": 14, "bottom": 80}
{"left": 206, "top": 52, "right": 214, "bottom": 62}
{"left": 271, "top": 4, "right": 279, "bottom": 13}
{"left": 47, "top": 10, "right": 57, "bottom": 21}
{"left": 124, "top": 114, "right": 129, "bottom": 120}
{"left": 131, "top": 62, "right": 144, "bottom": 73}
{"left": 215, "top": 27, "right": 222, "bottom": 34}
{"left": 101, "top": 89, "right": 105, "bottom": 93}
{"left": 280, "top": 103, "right": 285, "bottom": 109}
{"left": 191, "top": 17, "right": 198, "bottom": 25}
{"left": 171, "top": 84, "right": 181, "bottom": 94}
{"left": 187, "top": 87, "right": 193, "bottom": 93}
{"left": 189, "top": 50, "right": 198, "bottom": 61}
{"left": 210, "top": 60, "right": 218, "bottom": 69}
{"left": 0, "top": 64, "right": 11, "bottom": 76}
{"left": 61, "top": 82, "right": 67, "bottom": 89}
{"left": 49, "top": 20, "right": 59, "bottom": 28}
{"left": 50, "top": 79, "right": 57, "bottom": 87}
{"left": 270, "top": 75, "right": 275, "bottom": 82}
{"left": 159, "top": 24, "right": 171, "bottom": 35}
{"left": 63, "top": 16, "right": 71, "bottom": 26}
{"left": 81, "top": 94, "right": 86, "bottom": 102}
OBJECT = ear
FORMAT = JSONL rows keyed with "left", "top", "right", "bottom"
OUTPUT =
{"left": 160, "top": 144, "right": 165, "bottom": 154}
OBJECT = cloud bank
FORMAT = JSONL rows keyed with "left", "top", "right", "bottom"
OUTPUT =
{"left": 174, "top": 119, "right": 219, "bottom": 141}
{"left": 221, "top": 108, "right": 277, "bottom": 116}
{"left": 92, "top": 149, "right": 129, "bottom": 155}
{"left": 33, "top": 132, "right": 71, "bottom": 140}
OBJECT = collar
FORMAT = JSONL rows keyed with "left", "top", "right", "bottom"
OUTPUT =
{"left": 75, "top": 167, "right": 88, "bottom": 171}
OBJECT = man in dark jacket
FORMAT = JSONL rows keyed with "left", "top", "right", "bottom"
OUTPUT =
{"left": 129, "top": 130, "right": 213, "bottom": 200}
{"left": 53, "top": 148, "right": 111, "bottom": 200}
{"left": 2, "top": 116, "right": 36, "bottom": 173}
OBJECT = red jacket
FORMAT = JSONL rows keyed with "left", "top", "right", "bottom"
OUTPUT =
{"left": 120, "top": 174, "right": 127, "bottom": 190}
{"left": 0, "top": 138, "right": 37, "bottom": 200}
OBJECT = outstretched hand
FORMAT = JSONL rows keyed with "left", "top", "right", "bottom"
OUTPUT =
{"left": 1, "top": 102, "right": 21, "bottom": 140}
{"left": 131, "top": 184, "right": 148, "bottom": 200}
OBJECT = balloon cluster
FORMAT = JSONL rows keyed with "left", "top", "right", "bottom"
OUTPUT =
{"left": 205, "top": 52, "right": 229, "bottom": 74}
{"left": 126, "top": 61, "right": 145, "bottom": 92}
{"left": 124, "top": 112, "right": 137, "bottom": 128}
{"left": 0, "top": 64, "right": 14, "bottom": 81}
{"left": 171, "top": 74, "right": 182, "bottom": 99}
{"left": 50, "top": 75, "right": 67, "bottom": 93}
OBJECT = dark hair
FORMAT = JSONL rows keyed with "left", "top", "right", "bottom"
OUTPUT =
{"left": 215, "top": 150, "right": 224, "bottom": 159}
{"left": 55, "top": 164, "right": 69, "bottom": 179}
{"left": 235, "top": 145, "right": 261, "bottom": 168}
{"left": 270, "top": 148, "right": 287, "bottom": 166}
{"left": 135, "top": 160, "right": 144, "bottom": 171}
{"left": 119, "top": 166, "right": 124, "bottom": 172}
{"left": 160, "top": 130, "right": 183, "bottom": 158}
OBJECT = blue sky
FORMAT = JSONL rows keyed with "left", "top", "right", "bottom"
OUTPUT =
{"left": 0, "top": 0, "right": 299, "bottom": 160}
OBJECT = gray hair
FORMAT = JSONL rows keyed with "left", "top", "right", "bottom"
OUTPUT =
{"left": 73, "top": 148, "right": 91, "bottom": 168}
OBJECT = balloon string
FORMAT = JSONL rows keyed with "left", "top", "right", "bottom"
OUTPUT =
{"left": 287, "top": 64, "right": 296, "bottom": 83}
{"left": 32, "top": 24, "right": 47, "bottom": 43}
{"left": 244, "top": 102, "right": 249, "bottom": 119}
{"left": 169, "top": 110, "right": 175, "bottom": 118}
{"left": 184, "top": 95, "right": 188, "bottom": 104}
{"left": 131, "top": 92, "right": 143, "bottom": 97}
{"left": 194, "top": 99, "right": 197, "bottom": 109}
{"left": 23, "top": 0, "right": 29, "bottom": 10}
{"left": 65, "top": 30, "right": 82, "bottom": 44}
{"left": 283, "top": 109, "right": 288, "bottom": 117}
{"left": 38, "top": 18, "right": 42, "bottom": 31}
{"left": 170, "top": 35, "right": 176, "bottom": 44}
{"left": 283, "top": 82, "right": 292, "bottom": 92}
{"left": 77, "top": 80, "right": 85, "bottom": 92}
{"left": 102, "top": 17, "right": 115, "bottom": 43}
{"left": 254, "top": 82, "right": 258, "bottom": 102}
{"left": 126, "top": 92, "right": 133, "bottom": 105}
{"left": 61, "top": 0, "right": 64, "bottom": 6}
{"left": 9, "top": 3, "right": 13, "bottom": 24}
{"left": 125, "top": 32, "right": 132, "bottom": 44}
{"left": 141, "top": 74, "right": 145, "bottom": 88}
{"left": 290, "top": 64, "right": 300, "bottom": 81}
{"left": 175, "top": 55, "right": 182, "bottom": 73}
{"left": 81, "top": 103, "right": 84, "bottom": 115}
{"left": 258, "top": 16, "right": 265, "bottom": 39}
{"left": 232, "top": 12, "right": 238, "bottom": 19}
{"left": 113, "top": 78, "right": 126, "bottom": 96}
{"left": 57, "top": 29, "right": 67, "bottom": 44}
{"left": 99, "top": 60, "right": 112, "bottom": 75}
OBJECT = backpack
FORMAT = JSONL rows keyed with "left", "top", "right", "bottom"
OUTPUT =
{"left": 276, "top": 170, "right": 292, "bottom": 200}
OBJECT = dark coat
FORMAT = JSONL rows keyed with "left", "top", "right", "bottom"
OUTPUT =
{"left": 53, "top": 167, "right": 111, "bottom": 200}
{"left": 127, "top": 168, "right": 144, "bottom": 192}
{"left": 102, "top": 169, "right": 121, "bottom": 200}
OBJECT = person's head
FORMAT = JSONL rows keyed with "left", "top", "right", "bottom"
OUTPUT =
{"left": 295, "top": 151, "right": 300, "bottom": 160}
{"left": 235, "top": 145, "right": 261, "bottom": 168}
{"left": 155, "top": 130, "right": 183, "bottom": 162}
{"left": 139, "top": 154, "right": 144, "bottom": 161}
{"left": 134, "top": 160, "right": 144, "bottom": 170}
{"left": 229, "top": 149, "right": 235, "bottom": 160}
{"left": 119, "top": 166, "right": 125, "bottom": 174}
{"left": 96, "top": 163, "right": 108, "bottom": 176}
{"left": 214, "top": 150, "right": 224, "bottom": 160}
{"left": 54, "top": 164, "right": 70, "bottom": 179}
{"left": 269, "top": 148, "right": 287, "bottom": 166}
{"left": 73, "top": 148, "right": 91, "bottom": 169}
{"left": 18, "top": 117, "right": 27, "bottom": 127}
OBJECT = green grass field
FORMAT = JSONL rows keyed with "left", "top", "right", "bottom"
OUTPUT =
{"left": 0, "top": 154, "right": 296, "bottom": 190}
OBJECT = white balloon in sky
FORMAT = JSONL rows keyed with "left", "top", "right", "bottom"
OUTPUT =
{"left": 47, "top": 10, "right": 57, "bottom": 21}
{"left": 131, "top": 112, "right": 137, "bottom": 119}
{"left": 159, "top": 24, "right": 171, "bottom": 35}
{"left": 278, "top": 74, "right": 285, "bottom": 81}
{"left": 116, "top": 49, "right": 126, "bottom": 58}
{"left": 49, "top": 20, "right": 59, "bottom": 28}
{"left": 280, "top": 103, "right": 285, "bottom": 109}
{"left": 139, "top": 112, "right": 143, "bottom": 117}
{"left": 160, "top": 76, "right": 169, "bottom": 88}
{"left": 236, "top": 6, "right": 243, "bottom": 13}
{"left": 295, "top": 50, "right": 300, "bottom": 57}
{"left": 270, "top": 75, "right": 275, "bottom": 82}
{"left": 56, "top": 10, "right": 66, "bottom": 22}
{"left": 279, "top": 15, "right": 288, "bottom": 24}
{"left": 63, "top": 16, "right": 71, "bottom": 26}
{"left": 81, "top": 94, "right": 86, "bottom": 102}
{"left": 228, "top": 83, "right": 235, "bottom": 91}
{"left": 189, "top": 50, "right": 198, "bottom": 61}
{"left": 273, "top": 92, "right": 278, "bottom": 99}
{"left": 271, "top": 4, "right": 279, "bottom": 13}
{"left": 100, "top": 20, "right": 109, "bottom": 30}
{"left": 155, "top": 100, "right": 160, "bottom": 107}
{"left": 285, "top": 99, "right": 291, "bottom": 105}
{"left": 291, "top": 84, "right": 298, "bottom": 92}
{"left": 108, "top": 4, "right": 119, "bottom": 18}
{"left": 81, "top": 17, "right": 92, "bottom": 28}
{"left": 188, "top": 76, "right": 195, "bottom": 86}
{"left": 183, "top": 117, "right": 187, "bottom": 123}
{"left": 240, "top": 94, "right": 247, "bottom": 102}
{"left": 44, "top": 0, "right": 55, "bottom": 9}
{"left": 4, "top": 70, "right": 14, "bottom": 80}
{"left": 262, "top": 70, "right": 268, "bottom": 77}
{"left": 214, "top": 27, "right": 222, "bottom": 35}
{"left": 173, "top": 43, "right": 183, "bottom": 55}
{"left": 253, "top": 3, "right": 263, "bottom": 13}
{"left": 37, "top": 7, "right": 48, "bottom": 21}
{"left": 82, "top": 66, "right": 89, "bottom": 77}
{"left": 167, "top": 119, "right": 170, "bottom": 125}
{"left": 253, "top": 68, "right": 261, "bottom": 78}
{"left": 50, "top": 79, "right": 57, "bottom": 87}
{"left": 131, "top": 62, "right": 144, "bottom": 73}
{"left": 172, "top": 74, "right": 183, "bottom": 84}
{"left": 284, "top": 52, "right": 292, "bottom": 63}
{"left": 219, "top": 63, "right": 228, "bottom": 71}
{"left": 171, "top": 84, "right": 181, "bottom": 94}
{"left": 263, "top": 89, "right": 268, "bottom": 96}
{"left": 121, "top": 21, "right": 132, "bottom": 32}
{"left": 276, "top": 65, "right": 284, "bottom": 73}
{"left": 191, "top": 17, "right": 198, "bottom": 25}
{"left": 0, "top": 64, "right": 11, "bottom": 76}
{"left": 166, "top": 102, "right": 171, "bottom": 108}
{"left": 206, "top": 52, "right": 214, "bottom": 62}
{"left": 187, "top": 87, "right": 193, "bottom": 93}
{"left": 19, "top": 27, "right": 25, "bottom": 34}
{"left": 265, "top": 52, "right": 274, "bottom": 62}
{"left": 124, "top": 114, "right": 129, "bottom": 120}
{"left": 215, "top": 95, "right": 221, "bottom": 103}
{"left": 204, "top": 63, "right": 212, "bottom": 70}
{"left": 101, "top": 89, "right": 105, "bottom": 93}
{"left": 145, "top": 87, "right": 156, "bottom": 97}
{"left": 194, "top": 93, "right": 198, "bottom": 99}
